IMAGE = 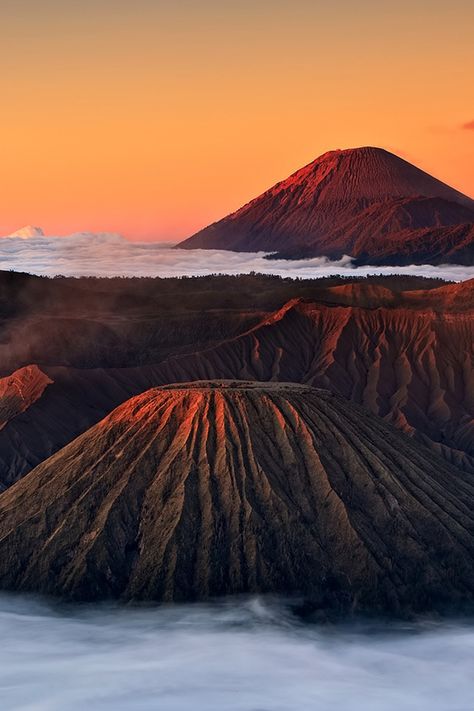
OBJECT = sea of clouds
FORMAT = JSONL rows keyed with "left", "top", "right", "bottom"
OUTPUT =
{"left": 1, "top": 594, "right": 474, "bottom": 711}
{"left": 0, "top": 232, "right": 473, "bottom": 280}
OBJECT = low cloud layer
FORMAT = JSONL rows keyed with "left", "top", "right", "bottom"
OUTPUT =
{"left": 1, "top": 594, "right": 474, "bottom": 711}
{"left": 0, "top": 232, "right": 473, "bottom": 281}
{"left": 462, "top": 120, "right": 474, "bottom": 130}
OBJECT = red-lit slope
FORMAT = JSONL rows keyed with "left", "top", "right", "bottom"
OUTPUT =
{"left": 404, "top": 278, "right": 474, "bottom": 310}
{"left": 0, "top": 365, "right": 52, "bottom": 430}
{"left": 320, "top": 278, "right": 474, "bottom": 310}
{"left": 1, "top": 381, "right": 474, "bottom": 613}
{"left": 1, "top": 281, "right": 472, "bottom": 487}
{"left": 155, "top": 284, "right": 474, "bottom": 471}
{"left": 0, "top": 363, "right": 164, "bottom": 490}
{"left": 179, "top": 147, "right": 474, "bottom": 263}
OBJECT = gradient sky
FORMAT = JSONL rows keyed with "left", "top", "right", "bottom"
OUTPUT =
{"left": 0, "top": 0, "right": 473, "bottom": 240}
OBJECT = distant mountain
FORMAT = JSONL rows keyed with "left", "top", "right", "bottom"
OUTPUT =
{"left": 6, "top": 225, "right": 44, "bottom": 239}
{"left": 1, "top": 380, "right": 474, "bottom": 614}
{"left": 179, "top": 147, "right": 474, "bottom": 264}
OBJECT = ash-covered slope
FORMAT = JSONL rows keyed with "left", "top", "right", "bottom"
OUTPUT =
{"left": 179, "top": 147, "right": 474, "bottom": 263}
{"left": 0, "top": 364, "right": 164, "bottom": 490}
{"left": 0, "top": 280, "right": 472, "bottom": 488}
{"left": 0, "top": 365, "right": 52, "bottom": 431}
{"left": 1, "top": 381, "right": 474, "bottom": 615}
{"left": 156, "top": 283, "right": 474, "bottom": 472}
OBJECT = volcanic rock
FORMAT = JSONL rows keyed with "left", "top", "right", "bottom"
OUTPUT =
{"left": 0, "top": 381, "right": 474, "bottom": 615}
{"left": 0, "top": 365, "right": 52, "bottom": 431}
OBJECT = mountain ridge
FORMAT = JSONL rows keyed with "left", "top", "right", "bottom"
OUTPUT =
{"left": 0, "top": 276, "right": 471, "bottom": 488}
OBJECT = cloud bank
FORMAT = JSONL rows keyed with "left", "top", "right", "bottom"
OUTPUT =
{"left": 0, "top": 232, "right": 473, "bottom": 281}
{"left": 1, "top": 594, "right": 474, "bottom": 711}
{"left": 462, "top": 120, "right": 474, "bottom": 131}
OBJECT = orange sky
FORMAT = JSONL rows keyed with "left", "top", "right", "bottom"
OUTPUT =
{"left": 0, "top": 0, "right": 473, "bottom": 240}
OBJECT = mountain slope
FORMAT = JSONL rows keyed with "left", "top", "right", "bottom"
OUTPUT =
{"left": 0, "top": 279, "right": 472, "bottom": 488}
{"left": 1, "top": 381, "right": 474, "bottom": 614}
{"left": 179, "top": 147, "right": 474, "bottom": 263}
{"left": 0, "top": 365, "right": 52, "bottom": 431}
{"left": 155, "top": 284, "right": 474, "bottom": 472}
{"left": 0, "top": 363, "right": 164, "bottom": 490}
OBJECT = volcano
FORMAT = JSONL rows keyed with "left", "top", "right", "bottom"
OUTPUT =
{"left": 1, "top": 380, "right": 474, "bottom": 614}
{"left": 179, "top": 147, "right": 474, "bottom": 264}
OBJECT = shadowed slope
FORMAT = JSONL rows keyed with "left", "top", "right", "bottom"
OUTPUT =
{"left": 179, "top": 147, "right": 474, "bottom": 263}
{"left": 0, "top": 280, "right": 472, "bottom": 488}
{"left": 273, "top": 214, "right": 474, "bottom": 266}
{"left": 0, "top": 381, "right": 474, "bottom": 614}
{"left": 0, "top": 270, "right": 450, "bottom": 376}
{"left": 154, "top": 287, "right": 474, "bottom": 472}
{"left": 0, "top": 364, "right": 164, "bottom": 490}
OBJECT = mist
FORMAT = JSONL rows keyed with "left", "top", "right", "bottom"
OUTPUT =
{"left": 1, "top": 594, "right": 473, "bottom": 711}
{"left": 0, "top": 232, "right": 473, "bottom": 281}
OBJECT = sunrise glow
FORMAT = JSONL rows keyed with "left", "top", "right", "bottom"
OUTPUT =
{"left": 0, "top": 0, "right": 473, "bottom": 240}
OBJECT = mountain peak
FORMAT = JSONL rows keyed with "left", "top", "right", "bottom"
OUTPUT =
{"left": 315, "top": 145, "right": 388, "bottom": 158}
{"left": 278, "top": 146, "right": 472, "bottom": 205}
{"left": 7, "top": 225, "right": 45, "bottom": 239}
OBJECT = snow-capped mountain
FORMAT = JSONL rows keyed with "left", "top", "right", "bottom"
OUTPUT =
{"left": 6, "top": 226, "right": 45, "bottom": 239}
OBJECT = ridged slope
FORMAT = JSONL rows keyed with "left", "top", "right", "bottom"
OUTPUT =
{"left": 179, "top": 147, "right": 474, "bottom": 262}
{"left": 0, "top": 363, "right": 163, "bottom": 490}
{"left": 0, "top": 365, "right": 52, "bottom": 431}
{"left": 1, "top": 381, "right": 474, "bottom": 614}
{"left": 0, "top": 281, "right": 472, "bottom": 488}
{"left": 155, "top": 290, "right": 474, "bottom": 472}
